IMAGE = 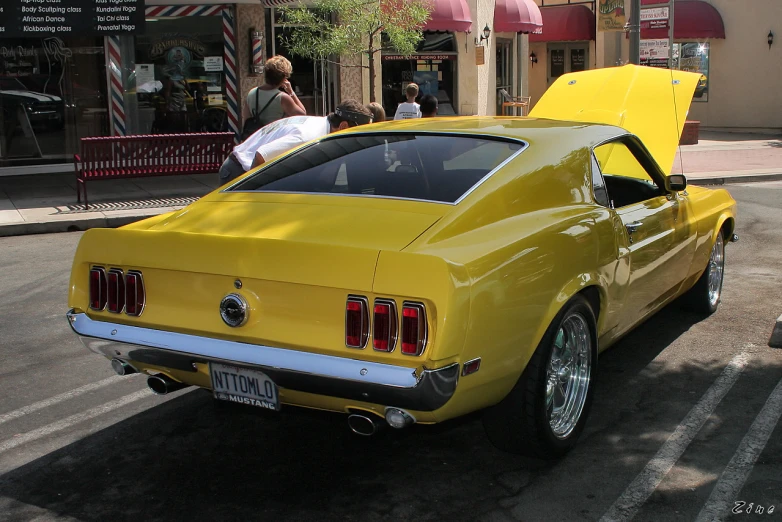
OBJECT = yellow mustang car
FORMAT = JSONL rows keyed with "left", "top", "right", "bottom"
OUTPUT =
{"left": 66, "top": 66, "right": 737, "bottom": 458}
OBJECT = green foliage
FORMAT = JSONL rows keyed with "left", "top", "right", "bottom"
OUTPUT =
{"left": 279, "top": 0, "right": 432, "bottom": 66}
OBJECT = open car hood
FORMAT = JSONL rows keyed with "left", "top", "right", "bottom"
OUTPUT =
{"left": 529, "top": 64, "right": 701, "bottom": 176}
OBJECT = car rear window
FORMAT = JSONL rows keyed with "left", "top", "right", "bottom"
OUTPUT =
{"left": 230, "top": 133, "right": 524, "bottom": 204}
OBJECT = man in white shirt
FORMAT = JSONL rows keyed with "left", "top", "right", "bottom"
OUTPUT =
{"left": 393, "top": 83, "right": 421, "bottom": 120}
{"left": 219, "top": 99, "right": 373, "bottom": 184}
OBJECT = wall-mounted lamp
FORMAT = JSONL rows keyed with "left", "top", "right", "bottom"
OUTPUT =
{"left": 769, "top": 30, "right": 774, "bottom": 49}
{"left": 529, "top": 51, "right": 538, "bottom": 67}
{"left": 475, "top": 24, "right": 492, "bottom": 46}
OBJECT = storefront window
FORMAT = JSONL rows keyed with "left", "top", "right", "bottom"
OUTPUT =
{"left": 673, "top": 42, "right": 709, "bottom": 102}
{"left": 381, "top": 32, "right": 457, "bottom": 117}
{"left": 0, "top": 37, "right": 107, "bottom": 167}
{"left": 129, "top": 16, "right": 228, "bottom": 134}
{"left": 547, "top": 43, "right": 589, "bottom": 84}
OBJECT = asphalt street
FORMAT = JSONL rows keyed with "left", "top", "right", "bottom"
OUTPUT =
{"left": 0, "top": 183, "right": 780, "bottom": 521}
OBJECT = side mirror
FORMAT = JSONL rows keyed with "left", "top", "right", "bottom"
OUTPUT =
{"left": 666, "top": 174, "right": 687, "bottom": 192}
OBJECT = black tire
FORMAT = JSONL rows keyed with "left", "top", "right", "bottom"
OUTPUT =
{"left": 483, "top": 294, "right": 597, "bottom": 459}
{"left": 684, "top": 232, "right": 725, "bottom": 315}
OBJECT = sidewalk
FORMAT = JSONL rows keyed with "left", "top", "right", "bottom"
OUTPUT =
{"left": 1, "top": 130, "right": 781, "bottom": 237}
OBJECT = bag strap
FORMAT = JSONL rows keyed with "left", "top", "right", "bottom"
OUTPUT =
{"left": 254, "top": 91, "right": 281, "bottom": 120}
{"left": 252, "top": 87, "right": 260, "bottom": 117}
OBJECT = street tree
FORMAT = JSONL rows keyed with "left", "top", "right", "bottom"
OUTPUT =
{"left": 279, "top": 0, "right": 432, "bottom": 103}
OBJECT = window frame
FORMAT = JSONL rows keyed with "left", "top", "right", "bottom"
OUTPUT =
{"left": 590, "top": 133, "right": 672, "bottom": 208}
{"left": 225, "top": 131, "right": 529, "bottom": 205}
{"left": 590, "top": 152, "right": 611, "bottom": 208}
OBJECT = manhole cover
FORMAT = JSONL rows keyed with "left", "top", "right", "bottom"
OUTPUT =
{"left": 59, "top": 197, "right": 200, "bottom": 214}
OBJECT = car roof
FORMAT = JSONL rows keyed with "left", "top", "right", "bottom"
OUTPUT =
{"left": 339, "top": 116, "right": 628, "bottom": 149}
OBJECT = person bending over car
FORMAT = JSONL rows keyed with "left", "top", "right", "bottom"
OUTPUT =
{"left": 218, "top": 99, "right": 374, "bottom": 185}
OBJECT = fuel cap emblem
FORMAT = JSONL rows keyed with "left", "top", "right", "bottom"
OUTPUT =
{"left": 220, "top": 293, "right": 248, "bottom": 327}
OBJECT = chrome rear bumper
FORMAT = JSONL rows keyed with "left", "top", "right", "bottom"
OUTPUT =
{"left": 66, "top": 310, "right": 458, "bottom": 411}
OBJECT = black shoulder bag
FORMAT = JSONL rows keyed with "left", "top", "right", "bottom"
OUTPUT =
{"left": 240, "top": 89, "right": 281, "bottom": 141}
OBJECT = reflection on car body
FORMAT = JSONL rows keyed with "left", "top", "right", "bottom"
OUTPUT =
{"left": 65, "top": 65, "right": 737, "bottom": 459}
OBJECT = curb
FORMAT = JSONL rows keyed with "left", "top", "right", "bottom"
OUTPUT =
{"left": 0, "top": 215, "right": 148, "bottom": 238}
{"left": 1, "top": 172, "right": 781, "bottom": 238}
{"left": 689, "top": 172, "right": 782, "bottom": 186}
{"left": 770, "top": 314, "right": 782, "bottom": 349}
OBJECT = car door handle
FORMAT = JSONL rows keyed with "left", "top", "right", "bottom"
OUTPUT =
{"left": 625, "top": 221, "right": 643, "bottom": 234}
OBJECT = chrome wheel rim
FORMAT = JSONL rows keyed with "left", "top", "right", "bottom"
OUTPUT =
{"left": 707, "top": 234, "right": 725, "bottom": 308}
{"left": 546, "top": 313, "right": 592, "bottom": 439}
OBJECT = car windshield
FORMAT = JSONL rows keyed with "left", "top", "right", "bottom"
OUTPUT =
{"left": 230, "top": 133, "right": 524, "bottom": 204}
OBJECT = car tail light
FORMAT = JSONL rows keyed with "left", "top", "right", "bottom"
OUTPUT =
{"left": 125, "top": 271, "right": 145, "bottom": 316}
{"left": 107, "top": 269, "right": 125, "bottom": 313}
{"left": 372, "top": 299, "right": 397, "bottom": 352}
{"left": 345, "top": 296, "right": 369, "bottom": 348}
{"left": 401, "top": 302, "right": 427, "bottom": 356}
{"left": 89, "top": 267, "right": 107, "bottom": 311}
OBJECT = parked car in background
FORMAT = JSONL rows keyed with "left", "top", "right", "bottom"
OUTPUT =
{"left": 66, "top": 65, "right": 737, "bottom": 459}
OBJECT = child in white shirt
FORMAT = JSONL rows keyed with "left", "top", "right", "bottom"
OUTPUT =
{"left": 394, "top": 83, "right": 421, "bottom": 120}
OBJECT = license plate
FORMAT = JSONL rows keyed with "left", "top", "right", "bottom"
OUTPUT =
{"left": 210, "top": 362, "right": 279, "bottom": 411}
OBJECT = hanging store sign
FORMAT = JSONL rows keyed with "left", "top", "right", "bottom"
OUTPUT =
{"left": 0, "top": 0, "right": 145, "bottom": 37}
{"left": 640, "top": 39, "right": 669, "bottom": 68}
{"left": 640, "top": 7, "right": 669, "bottom": 30}
{"left": 598, "top": 0, "right": 626, "bottom": 32}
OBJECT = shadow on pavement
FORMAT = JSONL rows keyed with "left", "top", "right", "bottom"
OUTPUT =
{"left": 0, "top": 302, "right": 780, "bottom": 522}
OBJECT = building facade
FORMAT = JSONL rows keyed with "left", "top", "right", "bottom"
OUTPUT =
{"left": 0, "top": 0, "right": 275, "bottom": 175}
{"left": 0, "top": 0, "right": 778, "bottom": 176}
{"left": 527, "top": 0, "right": 782, "bottom": 132}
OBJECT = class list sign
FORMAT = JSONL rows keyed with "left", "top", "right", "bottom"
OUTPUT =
{"left": 0, "top": 0, "right": 144, "bottom": 37}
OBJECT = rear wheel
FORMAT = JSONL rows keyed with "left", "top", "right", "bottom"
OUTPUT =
{"left": 483, "top": 295, "right": 597, "bottom": 459}
{"left": 685, "top": 232, "right": 725, "bottom": 314}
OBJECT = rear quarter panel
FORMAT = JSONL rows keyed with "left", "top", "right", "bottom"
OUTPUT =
{"left": 401, "top": 145, "right": 620, "bottom": 420}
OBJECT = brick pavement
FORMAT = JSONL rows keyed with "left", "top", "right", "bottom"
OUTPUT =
{"left": 673, "top": 143, "right": 782, "bottom": 174}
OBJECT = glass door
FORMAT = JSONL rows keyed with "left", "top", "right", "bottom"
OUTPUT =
{"left": 496, "top": 38, "right": 513, "bottom": 115}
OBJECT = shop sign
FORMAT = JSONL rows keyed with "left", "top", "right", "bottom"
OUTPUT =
{"left": 640, "top": 39, "right": 669, "bottom": 68}
{"left": 640, "top": 7, "right": 669, "bottom": 30}
{"left": 382, "top": 53, "right": 456, "bottom": 61}
{"left": 149, "top": 37, "right": 206, "bottom": 60}
{"left": 0, "top": 0, "right": 145, "bottom": 38}
{"left": 204, "top": 56, "right": 223, "bottom": 72}
{"left": 475, "top": 47, "right": 484, "bottom": 66}
{"left": 134, "top": 63, "right": 155, "bottom": 86}
{"left": 598, "top": 0, "right": 626, "bottom": 32}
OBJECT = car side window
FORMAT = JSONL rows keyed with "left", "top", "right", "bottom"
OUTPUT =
{"left": 593, "top": 141, "right": 663, "bottom": 208}
{"left": 590, "top": 153, "right": 611, "bottom": 208}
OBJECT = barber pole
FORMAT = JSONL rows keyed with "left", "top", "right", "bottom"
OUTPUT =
{"left": 251, "top": 30, "right": 264, "bottom": 75}
{"left": 107, "top": 35, "right": 125, "bottom": 136}
{"left": 223, "top": 7, "right": 240, "bottom": 141}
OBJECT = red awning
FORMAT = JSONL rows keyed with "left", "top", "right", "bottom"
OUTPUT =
{"left": 529, "top": 5, "right": 596, "bottom": 42}
{"left": 494, "top": 0, "right": 543, "bottom": 34}
{"left": 640, "top": 0, "right": 725, "bottom": 39}
{"left": 424, "top": 0, "right": 472, "bottom": 32}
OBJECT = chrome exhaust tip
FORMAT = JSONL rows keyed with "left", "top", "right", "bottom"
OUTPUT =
{"left": 347, "top": 414, "right": 384, "bottom": 436}
{"left": 384, "top": 407, "right": 416, "bottom": 429}
{"left": 147, "top": 374, "right": 189, "bottom": 395}
{"left": 111, "top": 358, "right": 137, "bottom": 376}
{"left": 730, "top": 233, "right": 739, "bottom": 243}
